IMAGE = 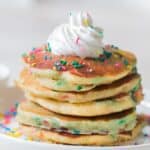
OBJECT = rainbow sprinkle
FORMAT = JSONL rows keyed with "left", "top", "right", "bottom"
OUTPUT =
{"left": 0, "top": 102, "right": 35, "bottom": 141}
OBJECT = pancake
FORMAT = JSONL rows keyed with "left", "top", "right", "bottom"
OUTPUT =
{"left": 17, "top": 101, "right": 137, "bottom": 135}
{"left": 26, "top": 88, "right": 143, "bottom": 116}
{"left": 17, "top": 69, "right": 142, "bottom": 103}
{"left": 36, "top": 76, "right": 96, "bottom": 92}
{"left": 19, "top": 120, "right": 143, "bottom": 146}
{"left": 24, "top": 69, "right": 96, "bottom": 92}
{"left": 23, "top": 45, "right": 137, "bottom": 85}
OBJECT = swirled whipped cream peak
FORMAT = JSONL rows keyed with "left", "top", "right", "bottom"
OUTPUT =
{"left": 47, "top": 11, "right": 104, "bottom": 58}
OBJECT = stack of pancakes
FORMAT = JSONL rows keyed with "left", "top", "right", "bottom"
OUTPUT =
{"left": 16, "top": 45, "right": 144, "bottom": 146}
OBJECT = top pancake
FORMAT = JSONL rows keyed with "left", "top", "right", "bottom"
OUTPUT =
{"left": 23, "top": 44, "right": 137, "bottom": 85}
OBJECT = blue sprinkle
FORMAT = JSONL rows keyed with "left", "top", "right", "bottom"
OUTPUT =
{"left": 0, "top": 124, "right": 11, "bottom": 131}
{"left": 32, "top": 47, "right": 36, "bottom": 51}
{"left": 44, "top": 55, "right": 48, "bottom": 60}
{"left": 4, "top": 111, "right": 11, "bottom": 116}
{"left": 12, "top": 112, "right": 17, "bottom": 116}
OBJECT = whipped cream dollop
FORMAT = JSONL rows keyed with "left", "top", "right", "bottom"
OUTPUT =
{"left": 47, "top": 11, "right": 104, "bottom": 58}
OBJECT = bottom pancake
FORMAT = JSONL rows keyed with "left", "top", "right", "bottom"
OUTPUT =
{"left": 19, "top": 120, "right": 143, "bottom": 146}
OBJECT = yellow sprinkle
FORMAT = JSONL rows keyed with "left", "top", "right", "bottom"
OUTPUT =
{"left": 7, "top": 131, "right": 21, "bottom": 138}
{"left": 0, "top": 113, "right": 4, "bottom": 118}
{"left": 7, "top": 132, "right": 14, "bottom": 137}
{"left": 127, "top": 65, "right": 132, "bottom": 70}
{"left": 12, "top": 128, "right": 18, "bottom": 131}
{"left": 83, "top": 19, "right": 89, "bottom": 26}
{"left": 27, "top": 137, "right": 33, "bottom": 141}
{"left": 14, "top": 132, "right": 22, "bottom": 137}
{"left": 31, "top": 63, "right": 36, "bottom": 67}
{"left": 113, "top": 54, "right": 119, "bottom": 58}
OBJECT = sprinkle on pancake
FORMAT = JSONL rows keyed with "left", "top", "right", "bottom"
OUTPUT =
{"left": 17, "top": 101, "right": 138, "bottom": 135}
{"left": 17, "top": 69, "right": 142, "bottom": 103}
{"left": 23, "top": 45, "right": 136, "bottom": 78}
{"left": 19, "top": 119, "right": 144, "bottom": 146}
{"left": 26, "top": 89, "right": 143, "bottom": 117}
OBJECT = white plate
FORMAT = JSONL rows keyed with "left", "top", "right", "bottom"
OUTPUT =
{"left": 0, "top": 88, "right": 150, "bottom": 150}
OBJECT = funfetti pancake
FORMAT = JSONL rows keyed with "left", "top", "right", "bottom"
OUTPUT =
{"left": 26, "top": 88, "right": 143, "bottom": 117}
{"left": 16, "top": 11, "right": 144, "bottom": 146}
{"left": 23, "top": 46, "right": 137, "bottom": 86}
{"left": 20, "top": 122, "right": 143, "bottom": 146}
{"left": 17, "top": 101, "right": 138, "bottom": 136}
{"left": 22, "top": 69, "right": 97, "bottom": 92}
{"left": 17, "top": 69, "right": 142, "bottom": 103}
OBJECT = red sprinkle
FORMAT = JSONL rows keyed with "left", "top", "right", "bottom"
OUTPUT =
{"left": 61, "top": 66, "right": 67, "bottom": 71}
{"left": 10, "top": 107, "right": 16, "bottom": 113}
{"left": 3, "top": 118, "right": 11, "bottom": 125}
{"left": 114, "top": 62, "right": 122, "bottom": 68}
{"left": 43, "top": 120, "right": 50, "bottom": 127}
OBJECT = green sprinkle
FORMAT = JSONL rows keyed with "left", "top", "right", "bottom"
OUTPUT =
{"left": 118, "top": 119, "right": 125, "bottom": 125}
{"left": 132, "top": 85, "right": 139, "bottom": 93}
{"left": 123, "top": 59, "right": 129, "bottom": 66}
{"left": 72, "top": 61, "right": 79, "bottom": 65}
{"left": 15, "top": 102, "right": 19, "bottom": 108}
{"left": 98, "top": 31, "right": 103, "bottom": 37}
{"left": 56, "top": 80, "right": 64, "bottom": 86}
{"left": 103, "top": 50, "right": 112, "bottom": 59}
{"left": 76, "top": 85, "right": 83, "bottom": 90}
{"left": 73, "top": 129, "right": 80, "bottom": 135}
{"left": 72, "top": 61, "right": 83, "bottom": 69}
{"left": 60, "top": 60, "right": 67, "bottom": 65}
{"left": 47, "top": 43, "right": 51, "bottom": 52}
{"left": 22, "top": 53, "right": 27, "bottom": 57}
{"left": 33, "top": 117, "right": 42, "bottom": 126}
{"left": 99, "top": 55, "right": 106, "bottom": 62}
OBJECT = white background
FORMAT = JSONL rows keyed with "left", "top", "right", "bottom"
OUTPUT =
{"left": 0, "top": 0, "right": 150, "bottom": 88}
